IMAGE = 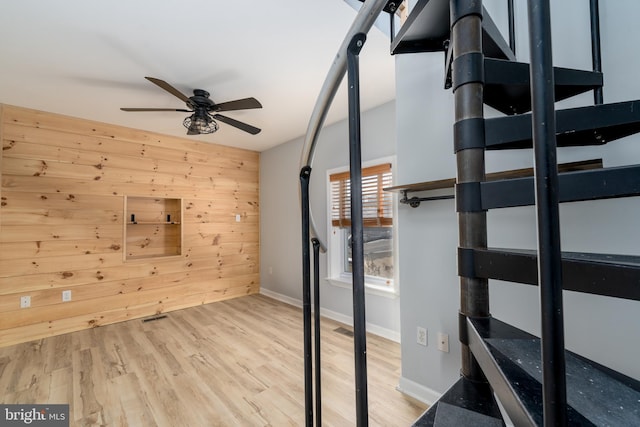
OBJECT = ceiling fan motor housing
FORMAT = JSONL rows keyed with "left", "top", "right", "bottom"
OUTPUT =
{"left": 189, "top": 89, "right": 215, "bottom": 110}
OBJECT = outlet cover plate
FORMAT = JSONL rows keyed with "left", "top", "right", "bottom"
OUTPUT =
{"left": 417, "top": 327, "right": 427, "bottom": 346}
{"left": 20, "top": 296, "right": 31, "bottom": 308}
{"left": 437, "top": 332, "right": 449, "bottom": 353}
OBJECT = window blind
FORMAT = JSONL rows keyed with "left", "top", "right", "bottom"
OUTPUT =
{"left": 329, "top": 163, "right": 393, "bottom": 228}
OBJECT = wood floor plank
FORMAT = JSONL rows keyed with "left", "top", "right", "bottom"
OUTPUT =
{"left": 72, "top": 348, "right": 105, "bottom": 425}
{"left": 108, "top": 378, "right": 152, "bottom": 427}
{"left": 0, "top": 294, "right": 427, "bottom": 426}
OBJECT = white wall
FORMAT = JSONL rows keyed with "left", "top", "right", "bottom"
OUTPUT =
{"left": 396, "top": 0, "right": 640, "bottom": 402}
{"left": 260, "top": 101, "right": 401, "bottom": 339}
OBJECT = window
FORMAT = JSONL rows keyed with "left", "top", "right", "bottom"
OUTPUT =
{"left": 329, "top": 163, "right": 393, "bottom": 228}
{"left": 327, "top": 160, "right": 397, "bottom": 295}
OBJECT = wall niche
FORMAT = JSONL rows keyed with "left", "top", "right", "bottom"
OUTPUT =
{"left": 124, "top": 196, "right": 183, "bottom": 260}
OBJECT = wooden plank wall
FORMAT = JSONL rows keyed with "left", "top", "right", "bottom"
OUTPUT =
{"left": 0, "top": 104, "right": 260, "bottom": 347}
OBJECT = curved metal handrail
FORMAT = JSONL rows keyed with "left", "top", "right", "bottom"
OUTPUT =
{"left": 299, "top": 0, "right": 392, "bottom": 252}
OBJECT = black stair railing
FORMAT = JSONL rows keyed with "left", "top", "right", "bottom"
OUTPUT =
{"left": 508, "top": 0, "right": 516, "bottom": 55}
{"left": 299, "top": 165, "right": 314, "bottom": 426}
{"left": 312, "top": 237, "right": 322, "bottom": 426}
{"left": 590, "top": 0, "right": 603, "bottom": 104}
{"left": 298, "top": 1, "right": 391, "bottom": 426}
{"left": 528, "top": 0, "right": 567, "bottom": 424}
{"left": 347, "top": 32, "right": 370, "bottom": 426}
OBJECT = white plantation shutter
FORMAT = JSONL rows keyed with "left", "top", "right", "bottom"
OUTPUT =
{"left": 329, "top": 163, "right": 393, "bottom": 228}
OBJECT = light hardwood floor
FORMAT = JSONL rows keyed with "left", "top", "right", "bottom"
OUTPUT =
{"left": 0, "top": 294, "right": 427, "bottom": 426}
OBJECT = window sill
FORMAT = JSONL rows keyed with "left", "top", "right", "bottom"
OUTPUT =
{"left": 325, "top": 276, "right": 399, "bottom": 299}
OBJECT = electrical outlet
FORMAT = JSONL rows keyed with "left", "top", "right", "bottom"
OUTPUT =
{"left": 417, "top": 327, "right": 427, "bottom": 346}
{"left": 437, "top": 332, "right": 449, "bottom": 353}
{"left": 62, "top": 290, "right": 72, "bottom": 302}
{"left": 20, "top": 296, "right": 31, "bottom": 308}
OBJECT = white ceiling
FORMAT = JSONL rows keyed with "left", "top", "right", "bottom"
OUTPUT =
{"left": 0, "top": 0, "right": 396, "bottom": 152}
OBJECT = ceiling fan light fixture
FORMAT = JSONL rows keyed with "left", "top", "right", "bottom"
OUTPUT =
{"left": 183, "top": 111, "right": 218, "bottom": 135}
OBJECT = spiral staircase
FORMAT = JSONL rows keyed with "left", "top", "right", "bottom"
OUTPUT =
{"left": 388, "top": 0, "right": 640, "bottom": 425}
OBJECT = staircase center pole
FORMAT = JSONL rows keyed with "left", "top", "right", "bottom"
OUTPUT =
{"left": 299, "top": 165, "right": 314, "bottom": 427}
{"left": 527, "top": 0, "right": 568, "bottom": 425}
{"left": 347, "top": 32, "right": 369, "bottom": 427}
{"left": 451, "top": 0, "right": 490, "bottom": 381}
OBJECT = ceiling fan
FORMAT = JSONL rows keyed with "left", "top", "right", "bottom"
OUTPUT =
{"left": 120, "top": 77, "right": 262, "bottom": 135}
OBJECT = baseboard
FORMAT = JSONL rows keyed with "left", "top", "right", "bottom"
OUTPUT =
{"left": 259, "top": 288, "right": 400, "bottom": 343}
{"left": 259, "top": 288, "right": 302, "bottom": 309}
{"left": 397, "top": 376, "right": 441, "bottom": 406}
{"left": 319, "top": 307, "right": 400, "bottom": 343}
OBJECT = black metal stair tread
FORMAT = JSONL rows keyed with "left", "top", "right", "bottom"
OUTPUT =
{"left": 480, "top": 163, "right": 640, "bottom": 210}
{"left": 413, "top": 376, "right": 505, "bottom": 426}
{"left": 468, "top": 317, "right": 640, "bottom": 426}
{"left": 466, "top": 248, "right": 640, "bottom": 300}
{"left": 484, "top": 59, "right": 603, "bottom": 115}
{"left": 434, "top": 402, "right": 504, "bottom": 427}
{"left": 390, "top": 0, "right": 448, "bottom": 54}
{"left": 391, "top": 0, "right": 515, "bottom": 60}
{"left": 485, "top": 99, "right": 640, "bottom": 150}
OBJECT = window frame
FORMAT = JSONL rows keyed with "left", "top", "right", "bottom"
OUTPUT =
{"left": 325, "top": 156, "right": 399, "bottom": 297}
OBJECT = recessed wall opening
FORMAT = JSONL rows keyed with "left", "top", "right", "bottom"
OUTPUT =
{"left": 124, "top": 196, "right": 183, "bottom": 260}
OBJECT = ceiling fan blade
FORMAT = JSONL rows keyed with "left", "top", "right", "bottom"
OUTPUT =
{"left": 213, "top": 114, "right": 261, "bottom": 135}
{"left": 215, "top": 97, "right": 262, "bottom": 112}
{"left": 120, "top": 108, "right": 192, "bottom": 112}
{"left": 145, "top": 77, "right": 191, "bottom": 103}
